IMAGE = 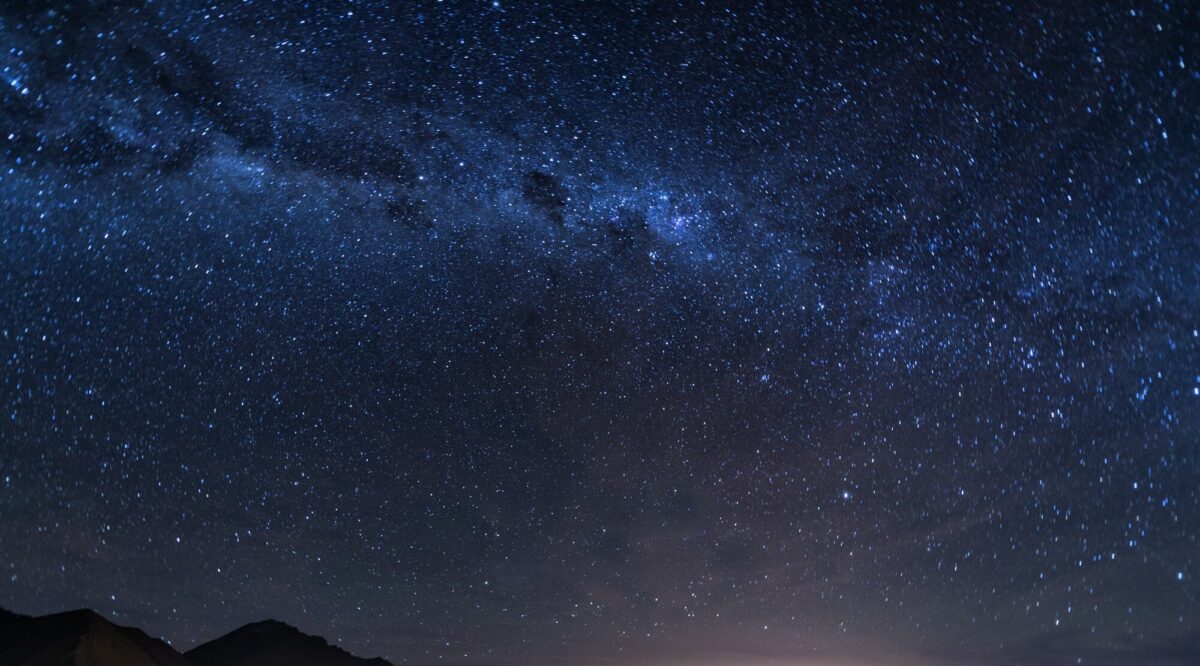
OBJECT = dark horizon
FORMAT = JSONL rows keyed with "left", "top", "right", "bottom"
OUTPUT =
{"left": 5, "top": 603, "right": 1200, "bottom": 666}
{"left": 1, "top": 1, "right": 1198, "bottom": 664}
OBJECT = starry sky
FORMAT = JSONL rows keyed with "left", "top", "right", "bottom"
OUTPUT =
{"left": 1, "top": 1, "right": 1198, "bottom": 664}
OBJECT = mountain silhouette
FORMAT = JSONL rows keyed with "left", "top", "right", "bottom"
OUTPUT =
{"left": 0, "top": 608, "right": 190, "bottom": 666}
{"left": 186, "top": 619, "right": 391, "bottom": 666}
{"left": 0, "top": 609, "right": 391, "bottom": 666}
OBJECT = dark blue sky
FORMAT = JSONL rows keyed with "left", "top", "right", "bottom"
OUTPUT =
{"left": 1, "top": 1, "right": 1198, "bottom": 664}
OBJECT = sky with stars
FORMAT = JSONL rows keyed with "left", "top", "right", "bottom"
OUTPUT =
{"left": 1, "top": 1, "right": 1198, "bottom": 664}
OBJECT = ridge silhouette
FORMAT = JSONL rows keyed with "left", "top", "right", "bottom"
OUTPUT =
{"left": 0, "top": 607, "right": 391, "bottom": 666}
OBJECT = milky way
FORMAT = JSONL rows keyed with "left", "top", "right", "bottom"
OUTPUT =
{"left": 1, "top": 1, "right": 1198, "bottom": 664}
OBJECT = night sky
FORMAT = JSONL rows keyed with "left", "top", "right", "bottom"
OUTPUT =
{"left": 1, "top": 1, "right": 1198, "bottom": 664}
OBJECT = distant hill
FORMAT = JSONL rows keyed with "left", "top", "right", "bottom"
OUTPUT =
{"left": 0, "top": 609, "right": 391, "bottom": 666}
{"left": 186, "top": 619, "right": 391, "bottom": 666}
{"left": 0, "top": 608, "right": 190, "bottom": 666}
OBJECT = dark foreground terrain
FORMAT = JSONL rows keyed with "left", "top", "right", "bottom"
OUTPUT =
{"left": 0, "top": 607, "right": 389, "bottom": 666}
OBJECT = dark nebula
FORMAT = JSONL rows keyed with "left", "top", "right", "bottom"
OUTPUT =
{"left": 1, "top": 1, "right": 1198, "bottom": 664}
